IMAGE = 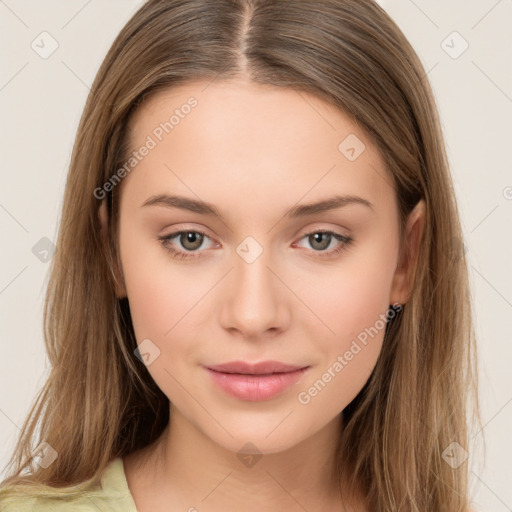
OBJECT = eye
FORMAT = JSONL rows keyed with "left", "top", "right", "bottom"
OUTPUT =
{"left": 294, "top": 230, "right": 353, "bottom": 258}
{"left": 158, "top": 230, "right": 217, "bottom": 260}
{"left": 158, "top": 228, "right": 353, "bottom": 261}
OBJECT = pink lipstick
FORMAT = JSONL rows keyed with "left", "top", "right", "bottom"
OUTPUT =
{"left": 205, "top": 360, "right": 309, "bottom": 401}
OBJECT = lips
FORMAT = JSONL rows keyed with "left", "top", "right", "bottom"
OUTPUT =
{"left": 206, "top": 360, "right": 307, "bottom": 375}
{"left": 205, "top": 360, "right": 310, "bottom": 401}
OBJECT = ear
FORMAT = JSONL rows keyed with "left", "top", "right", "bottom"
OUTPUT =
{"left": 389, "top": 199, "right": 426, "bottom": 305}
{"left": 98, "top": 200, "right": 127, "bottom": 299}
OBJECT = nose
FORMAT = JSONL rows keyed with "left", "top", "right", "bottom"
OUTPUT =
{"left": 219, "top": 246, "right": 291, "bottom": 340}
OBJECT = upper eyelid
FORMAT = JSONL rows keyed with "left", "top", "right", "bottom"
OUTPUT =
{"left": 162, "top": 227, "right": 349, "bottom": 248}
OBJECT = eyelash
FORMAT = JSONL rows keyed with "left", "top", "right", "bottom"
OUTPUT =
{"left": 158, "top": 229, "right": 353, "bottom": 261}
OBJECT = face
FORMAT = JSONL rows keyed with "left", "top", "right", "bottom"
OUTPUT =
{"left": 110, "top": 78, "right": 413, "bottom": 455}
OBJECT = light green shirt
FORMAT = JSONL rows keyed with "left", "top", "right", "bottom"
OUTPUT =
{"left": 0, "top": 457, "right": 138, "bottom": 511}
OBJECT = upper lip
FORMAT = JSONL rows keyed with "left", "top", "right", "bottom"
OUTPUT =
{"left": 206, "top": 360, "right": 308, "bottom": 375}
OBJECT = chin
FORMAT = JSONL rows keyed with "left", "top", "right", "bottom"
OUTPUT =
{"left": 195, "top": 414, "right": 315, "bottom": 457}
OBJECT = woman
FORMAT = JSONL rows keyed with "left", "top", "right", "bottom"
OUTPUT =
{"left": 0, "top": 0, "right": 480, "bottom": 510}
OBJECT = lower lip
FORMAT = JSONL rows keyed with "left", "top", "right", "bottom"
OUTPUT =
{"left": 206, "top": 367, "right": 309, "bottom": 401}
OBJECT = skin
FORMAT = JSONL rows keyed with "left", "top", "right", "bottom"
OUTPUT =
{"left": 99, "top": 78, "right": 425, "bottom": 512}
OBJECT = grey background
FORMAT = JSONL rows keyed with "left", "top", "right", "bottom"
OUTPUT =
{"left": 1, "top": 1, "right": 511, "bottom": 509}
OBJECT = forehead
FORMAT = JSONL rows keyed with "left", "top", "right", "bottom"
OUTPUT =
{"left": 121, "top": 79, "right": 395, "bottom": 216}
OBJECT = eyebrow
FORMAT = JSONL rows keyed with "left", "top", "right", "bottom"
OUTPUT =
{"left": 141, "top": 193, "right": 374, "bottom": 221}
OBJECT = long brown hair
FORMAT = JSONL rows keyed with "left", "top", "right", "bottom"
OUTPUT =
{"left": 0, "top": 1, "right": 481, "bottom": 510}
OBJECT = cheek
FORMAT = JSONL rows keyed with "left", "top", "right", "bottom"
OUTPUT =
{"left": 119, "top": 226, "right": 202, "bottom": 345}
{"left": 119, "top": 234, "right": 210, "bottom": 402}
{"left": 307, "top": 235, "right": 398, "bottom": 342}
{"left": 294, "top": 233, "right": 398, "bottom": 408}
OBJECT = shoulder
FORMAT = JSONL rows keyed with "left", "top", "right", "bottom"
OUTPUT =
{"left": 0, "top": 457, "right": 136, "bottom": 512}
{"left": 0, "top": 493, "right": 123, "bottom": 511}
{"left": 0, "top": 494, "right": 130, "bottom": 511}
{"left": 0, "top": 487, "right": 107, "bottom": 511}
{"left": 0, "top": 488, "right": 37, "bottom": 511}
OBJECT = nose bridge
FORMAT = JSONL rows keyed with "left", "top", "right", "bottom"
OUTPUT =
{"left": 219, "top": 236, "right": 288, "bottom": 337}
